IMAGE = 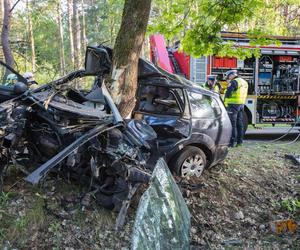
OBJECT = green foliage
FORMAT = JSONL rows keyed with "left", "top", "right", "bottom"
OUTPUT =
{"left": 86, "top": 0, "right": 124, "bottom": 46}
{"left": 150, "top": 0, "right": 266, "bottom": 58}
{"left": 11, "top": 0, "right": 62, "bottom": 82}
{"left": 48, "top": 221, "right": 63, "bottom": 249}
{"left": 238, "top": 0, "right": 300, "bottom": 37}
{"left": 0, "top": 191, "right": 12, "bottom": 208}
{"left": 5, "top": 0, "right": 300, "bottom": 80}
{"left": 247, "top": 29, "right": 281, "bottom": 47}
{"left": 9, "top": 0, "right": 125, "bottom": 84}
{"left": 149, "top": 0, "right": 300, "bottom": 58}
{"left": 281, "top": 198, "right": 300, "bottom": 213}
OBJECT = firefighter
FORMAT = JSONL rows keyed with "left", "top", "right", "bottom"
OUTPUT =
{"left": 224, "top": 70, "right": 248, "bottom": 147}
{"left": 23, "top": 72, "right": 37, "bottom": 90}
{"left": 204, "top": 75, "right": 221, "bottom": 93}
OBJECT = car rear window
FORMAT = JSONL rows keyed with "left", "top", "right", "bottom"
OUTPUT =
{"left": 137, "top": 85, "right": 184, "bottom": 115}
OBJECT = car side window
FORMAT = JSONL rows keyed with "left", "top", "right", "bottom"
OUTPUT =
{"left": 188, "top": 91, "right": 221, "bottom": 118}
{"left": 138, "top": 85, "right": 183, "bottom": 115}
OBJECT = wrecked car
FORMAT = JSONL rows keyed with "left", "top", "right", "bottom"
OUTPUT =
{"left": 134, "top": 60, "right": 232, "bottom": 177}
{"left": 0, "top": 45, "right": 231, "bottom": 217}
{"left": 0, "top": 46, "right": 159, "bottom": 222}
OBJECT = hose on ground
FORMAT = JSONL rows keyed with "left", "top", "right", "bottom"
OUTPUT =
{"left": 268, "top": 122, "right": 299, "bottom": 143}
{"left": 276, "top": 130, "right": 300, "bottom": 145}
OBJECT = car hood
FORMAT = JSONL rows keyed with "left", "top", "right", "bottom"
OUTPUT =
{"left": 31, "top": 91, "right": 109, "bottom": 119}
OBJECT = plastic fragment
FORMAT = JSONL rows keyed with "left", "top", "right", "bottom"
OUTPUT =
{"left": 269, "top": 219, "right": 297, "bottom": 234}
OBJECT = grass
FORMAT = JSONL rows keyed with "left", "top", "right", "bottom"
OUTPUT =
{"left": 48, "top": 221, "right": 63, "bottom": 249}
{"left": 249, "top": 124, "right": 294, "bottom": 129}
{"left": 0, "top": 191, "right": 46, "bottom": 248}
{"left": 281, "top": 198, "right": 300, "bottom": 213}
{"left": 0, "top": 176, "right": 125, "bottom": 249}
{"left": 0, "top": 192, "right": 11, "bottom": 207}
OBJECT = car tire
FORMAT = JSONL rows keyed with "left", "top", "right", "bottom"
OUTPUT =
{"left": 171, "top": 146, "right": 207, "bottom": 178}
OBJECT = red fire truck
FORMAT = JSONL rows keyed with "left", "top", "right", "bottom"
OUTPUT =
{"left": 150, "top": 32, "right": 300, "bottom": 130}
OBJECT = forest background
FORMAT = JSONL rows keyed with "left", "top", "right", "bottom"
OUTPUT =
{"left": 1, "top": 0, "right": 300, "bottom": 83}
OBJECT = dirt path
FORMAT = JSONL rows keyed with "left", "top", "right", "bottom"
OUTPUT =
{"left": 0, "top": 141, "right": 299, "bottom": 249}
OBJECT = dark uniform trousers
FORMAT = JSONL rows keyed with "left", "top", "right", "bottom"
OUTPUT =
{"left": 227, "top": 104, "right": 244, "bottom": 146}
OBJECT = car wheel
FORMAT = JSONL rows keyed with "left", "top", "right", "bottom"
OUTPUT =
{"left": 172, "top": 146, "right": 207, "bottom": 178}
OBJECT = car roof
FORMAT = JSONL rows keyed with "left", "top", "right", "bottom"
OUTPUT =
{"left": 39, "top": 45, "right": 218, "bottom": 99}
{"left": 138, "top": 59, "right": 218, "bottom": 97}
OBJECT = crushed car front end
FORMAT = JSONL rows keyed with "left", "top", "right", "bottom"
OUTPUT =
{"left": 0, "top": 50, "right": 159, "bottom": 219}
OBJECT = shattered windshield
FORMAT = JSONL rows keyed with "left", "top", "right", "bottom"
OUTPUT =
{"left": 59, "top": 75, "right": 97, "bottom": 92}
{"left": 75, "top": 75, "right": 96, "bottom": 91}
{"left": 132, "top": 158, "right": 191, "bottom": 249}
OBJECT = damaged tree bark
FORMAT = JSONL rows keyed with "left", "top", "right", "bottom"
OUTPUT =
{"left": 110, "top": 0, "right": 152, "bottom": 118}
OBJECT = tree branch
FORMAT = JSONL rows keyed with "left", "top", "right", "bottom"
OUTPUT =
{"left": 10, "top": 0, "right": 22, "bottom": 13}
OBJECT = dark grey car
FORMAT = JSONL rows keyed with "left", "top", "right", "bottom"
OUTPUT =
{"left": 134, "top": 60, "right": 232, "bottom": 177}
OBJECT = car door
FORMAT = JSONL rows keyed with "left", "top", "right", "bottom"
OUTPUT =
{"left": 187, "top": 90, "right": 229, "bottom": 146}
{"left": 0, "top": 60, "right": 28, "bottom": 103}
{"left": 133, "top": 81, "right": 192, "bottom": 150}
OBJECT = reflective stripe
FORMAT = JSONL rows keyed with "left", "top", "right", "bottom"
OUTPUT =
{"left": 224, "top": 78, "right": 248, "bottom": 105}
{"left": 258, "top": 95, "right": 296, "bottom": 99}
{"left": 204, "top": 83, "right": 220, "bottom": 93}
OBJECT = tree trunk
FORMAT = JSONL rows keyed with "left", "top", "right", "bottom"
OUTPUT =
{"left": 110, "top": 16, "right": 115, "bottom": 45}
{"left": 1, "top": 0, "right": 13, "bottom": 67}
{"left": 27, "top": 0, "right": 36, "bottom": 73}
{"left": 73, "top": 0, "right": 81, "bottom": 69}
{"left": 0, "top": 0, "right": 2, "bottom": 17}
{"left": 283, "top": 4, "right": 289, "bottom": 30}
{"left": 67, "top": 0, "right": 75, "bottom": 69}
{"left": 57, "top": 1, "right": 65, "bottom": 75}
{"left": 110, "top": 0, "right": 152, "bottom": 117}
{"left": 0, "top": 0, "right": 3, "bottom": 61}
{"left": 141, "top": 38, "right": 150, "bottom": 60}
{"left": 81, "top": 0, "right": 87, "bottom": 50}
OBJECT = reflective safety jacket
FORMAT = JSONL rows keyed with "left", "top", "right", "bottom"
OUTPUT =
{"left": 204, "top": 82, "right": 221, "bottom": 93}
{"left": 224, "top": 77, "right": 248, "bottom": 106}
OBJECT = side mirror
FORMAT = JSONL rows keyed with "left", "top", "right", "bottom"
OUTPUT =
{"left": 13, "top": 82, "right": 28, "bottom": 94}
{"left": 84, "top": 46, "right": 112, "bottom": 75}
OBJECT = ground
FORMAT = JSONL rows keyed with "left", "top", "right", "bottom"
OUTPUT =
{"left": 188, "top": 141, "right": 300, "bottom": 249}
{"left": 0, "top": 141, "right": 299, "bottom": 249}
